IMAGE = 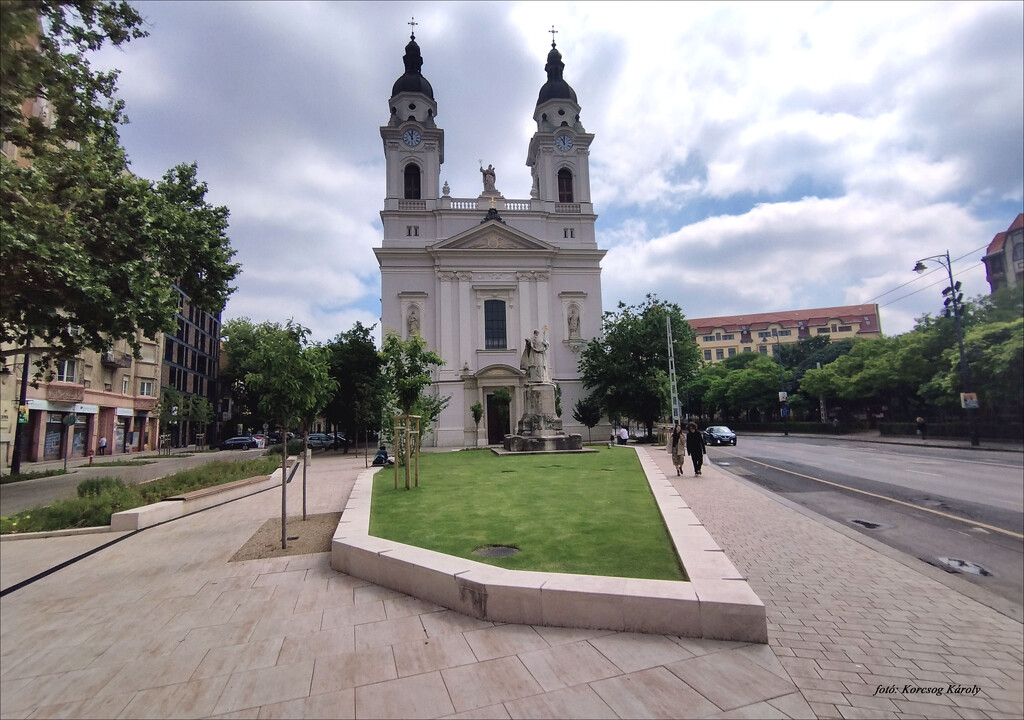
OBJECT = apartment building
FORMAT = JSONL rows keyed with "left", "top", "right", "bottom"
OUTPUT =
{"left": 982, "top": 213, "right": 1024, "bottom": 293}
{"left": 688, "top": 304, "right": 883, "bottom": 363}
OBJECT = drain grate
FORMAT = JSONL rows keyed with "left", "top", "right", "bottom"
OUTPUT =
{"left": 473, "top": 545, "right": 520, "bottom": 558}
{"left": 938, "top": 557, "right": 993, "bottom": 576}
{"left": 849, "top": 519, "right": 881, "bottom": 529}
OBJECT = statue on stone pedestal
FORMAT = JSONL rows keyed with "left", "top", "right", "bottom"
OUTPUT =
{"left": 520, "top": 328, "right": 549, "bottom": 383}
{"left": 480, "top": 164, "right": 497, "bottom": 194}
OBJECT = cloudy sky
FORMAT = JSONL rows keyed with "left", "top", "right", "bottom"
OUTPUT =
{"left": 93, "top": 1, "right": 1023, "bottom": 341}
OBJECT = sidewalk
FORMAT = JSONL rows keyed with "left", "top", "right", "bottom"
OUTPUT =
{"left": 0, "top": 450, "right": 1020, "bottom": 718}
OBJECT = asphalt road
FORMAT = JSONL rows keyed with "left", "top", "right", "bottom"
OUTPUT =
{"left": 711, "top": 435, "right": 1024, "bottom": 608}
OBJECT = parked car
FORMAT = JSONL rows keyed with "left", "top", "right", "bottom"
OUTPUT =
{"left": 220, "top": 436, "right": 258, "bottom": 451}
{"left": 306, "top": 433, "right": 333, "bottom": 449}
{"left": 328, "top": 432, "right": 350, "bottom": 449}
{"left": 702, "top": 426, "right": 737, "bottom": 446}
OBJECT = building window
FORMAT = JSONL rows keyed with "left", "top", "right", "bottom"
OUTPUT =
{"left": 743, "top": 347, "right": 752, "bottom": 352}
{"left": 139, "top": 380, "right": 154, "bottom": 396}
{"left": 759, "top": 345, "right": 768, "bottom": 354}
{"left": 484, "top": 300, "right": 507, "bottom": 349}
{"left": 816, "top": 327, "right": 830, "bottom": 334}
{"left": 563, "top": 228, "right": 575, "bottom": 238}
{"left": 715, "top": 349, "right": 724, "bottom": 360}
{"left": 837, "top": 325, "right": 852, "bottom": 332}
{"left": 703, "top": 335, "right": 715, "bottom": 342}
{"left": 406, "top": 225, "right": 419, "bottom": 236}
{"left": 122, "top": 376, "right": 130, "bottom": 394}
{"left": 557, "top": 168, "right": 574, "bottom": 202}
{"left": 56, "top": 359, "right": 77, "bottom": 383}
{"left": 704, "top": 349, "right": 712, "bottom": 361}
{"left": 1013, "top": 242, "right": 1023, "bottom": 262}
{"left": 778, "top": 329, "right": 791, "bottom": 337}
{"left": 722, "top": 334, "right": 734, "bottom": 341}
{"left": 404, "top": 164, "right": 421, "bottom": 200}
{"left": 728, "top": 347, "right": 736, "bottom": 357}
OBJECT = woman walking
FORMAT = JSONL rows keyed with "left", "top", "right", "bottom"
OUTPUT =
{"left": 670, "top": 422, "right": 686, "bottom": 475}
{"left": 685, "top": 422, "right": 707, "bottom": 476}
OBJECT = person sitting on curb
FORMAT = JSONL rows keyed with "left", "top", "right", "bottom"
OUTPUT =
{"left": 372, "top": 445, "right": 394, "bottom": 466}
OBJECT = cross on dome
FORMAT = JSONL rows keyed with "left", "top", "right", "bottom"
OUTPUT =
{"left": 408, "top": 17, "right": 417, "bottom": 39}
{"left": 549, "top": 25, "right": 558, "bottom": 47}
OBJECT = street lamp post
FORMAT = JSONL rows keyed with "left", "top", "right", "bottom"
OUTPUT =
{"left": 913, "top": 250, "right": 979, "bottom": 447}
{"left": 771, "top": 329, "right": 788, "bottom": 436}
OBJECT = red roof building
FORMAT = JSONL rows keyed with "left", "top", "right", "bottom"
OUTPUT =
{"left": 982, "top": 213, "right": 1024, "bottom": 292}
{"left": 687, "top": 304, "right": 882, "bottom": 363}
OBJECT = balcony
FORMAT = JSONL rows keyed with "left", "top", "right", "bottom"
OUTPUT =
{"left": 101, "top": 351, "right": 132, "bottom": 369}
{"left": 134, "top": 396, "right": 158, "bottom": 412}
{"left": 45, "top": 382, "right": 84, "bottom": 403}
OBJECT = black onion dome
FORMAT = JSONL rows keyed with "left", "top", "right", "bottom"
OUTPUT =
{"left": 536, "top": 43, "right": 577, "bottom": 105}
{"left": 391, "top": 35, "right": 434, "bottom": 98}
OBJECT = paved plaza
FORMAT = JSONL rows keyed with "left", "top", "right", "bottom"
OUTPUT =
{"left": 0, "top": 446, "right": 1021, "bottom": 719}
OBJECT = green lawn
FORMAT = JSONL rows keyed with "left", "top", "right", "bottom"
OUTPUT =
{"left": 369, "top": 448, "right": 686, "bottom": 581}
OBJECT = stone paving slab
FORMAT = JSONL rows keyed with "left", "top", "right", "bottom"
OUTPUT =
{"left": 1, "top": 448, "right": 1021, "bottom": 719}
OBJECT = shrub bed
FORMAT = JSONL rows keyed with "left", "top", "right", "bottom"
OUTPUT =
{"left": 0, "top": 457, "right": 281, "bottom": 535}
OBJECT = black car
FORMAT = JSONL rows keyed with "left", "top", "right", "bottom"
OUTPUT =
{"left": 220, "top": 436, "right": 258, "bottom": 450}
{"left": 702, "top": 426, "right": 737, "bottom": 446}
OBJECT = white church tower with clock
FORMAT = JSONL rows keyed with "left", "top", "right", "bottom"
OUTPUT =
{"left": 374, "top": 26, "right": 606, "bottom": 447}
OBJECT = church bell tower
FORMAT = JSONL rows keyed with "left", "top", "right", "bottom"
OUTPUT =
{"left": 526, "top": 36, "right": 594, "bottom": 210}
{"left": 381, "top": 25, "right": 444, "bottom": 207}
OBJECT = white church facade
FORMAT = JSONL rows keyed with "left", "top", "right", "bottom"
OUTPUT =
{"left": 374, "top": 31, "right": 606, "bottom": 447}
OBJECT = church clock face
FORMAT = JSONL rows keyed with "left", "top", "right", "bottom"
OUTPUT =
{"left": 555, "top": 133, "right": 573, "bottom": 151}
{"left": 403, "top": 129, "right": 422, "bottom": 147}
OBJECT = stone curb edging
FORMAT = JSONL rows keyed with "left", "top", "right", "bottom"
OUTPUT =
{"left": 1, "top": 461, "right": 296, "bottom": 540}
{"left": 330, "top": 447, "right": 767, "bottom": 642}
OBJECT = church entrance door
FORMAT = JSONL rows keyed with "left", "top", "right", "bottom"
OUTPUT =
{"left": 486, "top": 394, "right": 511, "bottom": 445}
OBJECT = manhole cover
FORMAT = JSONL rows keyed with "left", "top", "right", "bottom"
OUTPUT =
{"left": 473, "top": 545, "right": 520, "bottom": 558}
{"left": 938, "top": 557, "right": 993, "bottom": 576}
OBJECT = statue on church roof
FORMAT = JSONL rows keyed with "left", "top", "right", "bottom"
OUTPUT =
{"left": 480, "top": 164, "right": 497, "bottom": 194}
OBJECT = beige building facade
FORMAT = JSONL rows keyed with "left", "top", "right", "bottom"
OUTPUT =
{"left": 688, "top": 304, "right": 883, "bottom": 363}
{"left": 982, "top": 213, "right": 1024, "bottom": 293}
{"left": 2, "top": 334, "right": 163, "bottom": 466}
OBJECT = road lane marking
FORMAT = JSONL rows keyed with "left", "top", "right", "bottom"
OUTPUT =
{"left": 905, "top": 469, "right": 942, "bottom": 477}
{"left": 714, "top": 450, "right": 1024, "bottom": 540}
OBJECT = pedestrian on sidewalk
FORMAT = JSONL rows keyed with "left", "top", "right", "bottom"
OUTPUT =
{"left": 98, "top": 436, "right": 107, "bottom": 456}
{"left": 916, "top": 416, "right": 927, "bottom": 441}
{"left": 618, "top": 425, "right": 629, "bottom": 445}
{"left": 669, "top": 422, "right": 686, "bottom": 475}
{"left": 685, "top": 422, "right": 706, "bottom": 476}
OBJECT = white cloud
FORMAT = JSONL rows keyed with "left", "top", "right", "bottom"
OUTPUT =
{"left": 87, "top": 1, "right": 1021, "bottom": 343}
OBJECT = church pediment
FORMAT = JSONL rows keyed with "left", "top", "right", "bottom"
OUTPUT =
{"left": 429, "top": 222, "right": 555, "bottom": 253}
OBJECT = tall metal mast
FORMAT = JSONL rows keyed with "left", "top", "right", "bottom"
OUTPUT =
{"left": 667, "top": 316, "right": 681, "bottom": 423}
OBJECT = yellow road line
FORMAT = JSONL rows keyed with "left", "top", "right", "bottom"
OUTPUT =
{"left": 715, "top": 450, "right": 1024, "bottom": 540}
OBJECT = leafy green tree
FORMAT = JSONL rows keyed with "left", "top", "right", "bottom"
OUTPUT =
{"left": 1, "top": 1, "right": 239, "bottom": 369}
{"left": 229, "top": 320, "right": 336, "bottom": 432}
{"left": 183, "top": 395, "right": 213, "bottom": 445}
{"left": 578, "top": 295, "right": 700, "bottom": 438}
{"left": 571, "top": 394, "right": 603, "bottom": 443}
{"left": 378, "top": 330, "right": 448, "bottom": 446}
{"left": 324, "top": 322, "right": 383, "bottom": 450}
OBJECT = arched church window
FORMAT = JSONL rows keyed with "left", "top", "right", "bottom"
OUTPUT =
{"left": 404, "top": 164, "right": 421, "bottom": 200}
{"left": 484, "top": 300, "right": 507, "bottom": 349}
{"left": 557, "top": 168, "right": 574, "bottom": 203}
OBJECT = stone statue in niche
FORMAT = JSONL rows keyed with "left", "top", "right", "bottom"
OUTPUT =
{"left": 567, "top": 305, "right": 580, "bottom": 339}
{"left": 520, "top": 328, "right": 550, "bottom": 383}
{"left": 407, "top": 305, "right": 420, "bottom": 337}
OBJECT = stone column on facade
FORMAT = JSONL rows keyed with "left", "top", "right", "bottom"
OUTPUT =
{"left": 455, "top": 272, "right": 473, "bottom": 370}
{"left": 535, "top": 271, "right": 551, "bottom": 376}
{"left": 437, "top": 271, "right": 455, "bottom": 377}
{"left": 517, "top": 271, "right": 533, "bottom": 347}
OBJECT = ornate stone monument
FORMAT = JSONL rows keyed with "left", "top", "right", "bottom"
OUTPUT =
{"left": 503, "top": 329, "right": 583, "bottom": 453}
